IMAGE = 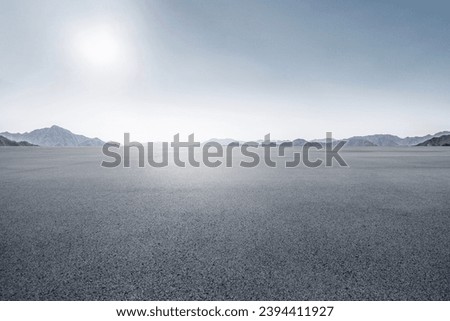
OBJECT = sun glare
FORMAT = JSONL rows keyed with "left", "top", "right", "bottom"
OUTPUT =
{"left": 74, "top": 25, "right": 123, "bottom": 68}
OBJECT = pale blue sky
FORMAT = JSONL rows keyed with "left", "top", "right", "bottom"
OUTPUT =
{"left": 0, "top": 0, "right": 449, "bottom": 141}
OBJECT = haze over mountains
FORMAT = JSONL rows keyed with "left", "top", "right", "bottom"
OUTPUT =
{"left": 343, "top": 132, "right": 450, "bottom": 147}
{"left": 1, "top": 126, "right": 449, "bottom": 147}
{"left": 417, "top": 135, "right": 450, "bottom": 146}
{"left": 0, "top": 135, "right": 37, "bottom": 146}
{"left": 0, "top": 125, "right": 104, "bottom": 147}
{"left": 207, "top": 131, "right": 450, "bottom": 147}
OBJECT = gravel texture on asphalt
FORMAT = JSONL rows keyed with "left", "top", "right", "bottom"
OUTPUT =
{"left": 0, "top": 147, "right": 449, "bottom": 300}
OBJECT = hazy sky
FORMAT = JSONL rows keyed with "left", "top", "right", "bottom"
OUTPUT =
{"left": 1, "top": 0, "right": 449, "bottom": 141}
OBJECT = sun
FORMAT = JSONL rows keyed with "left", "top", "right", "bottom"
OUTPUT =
{"left": 74, "top": 25, "right": 123, "bottom": 68}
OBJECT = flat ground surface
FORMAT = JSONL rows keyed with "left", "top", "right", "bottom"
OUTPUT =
{"left": 0, "top": 147, "right": 449, "bottom": 300}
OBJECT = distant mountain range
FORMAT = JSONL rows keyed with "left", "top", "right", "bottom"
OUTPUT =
{"left": 341, "top": 132, "right": 450, "bottom": 146}
{"left": 417, "top": 135, "right": 450, "bottom": 146}
{"left": 0, "top": 135, "right": 37, "bottom": 146}
{"left": 1, "top": 126, "right": 449, "bottom": 147}
{"left": 342, "top": 137, "right": 377, "bottom": 147}
{"left": 203, "top": 138, "right": 244, "bottom": 146}
{"left": 205, "top": 131, "right": 450, "bottom": 147}
{"left": 0, "top": 125, "right": 105, "bottom": 147}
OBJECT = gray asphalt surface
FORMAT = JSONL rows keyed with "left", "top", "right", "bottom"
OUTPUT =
{"left": 0, "top": 147, "right": 449, "bottom": 300}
